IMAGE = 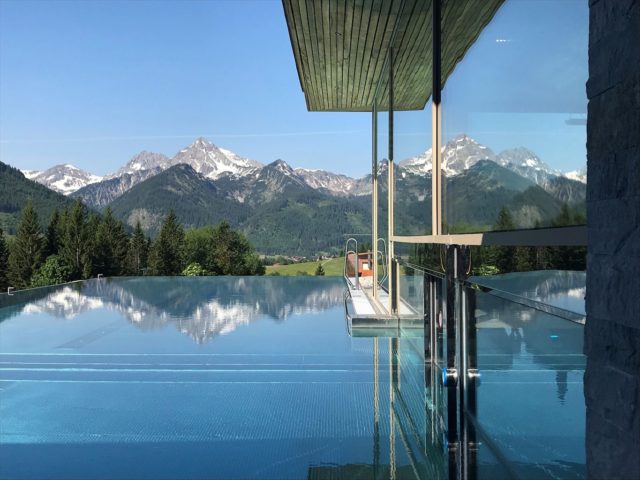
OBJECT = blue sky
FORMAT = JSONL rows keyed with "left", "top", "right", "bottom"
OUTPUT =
{"left": 0, "top": 0, "right": 587, "bottom": 177}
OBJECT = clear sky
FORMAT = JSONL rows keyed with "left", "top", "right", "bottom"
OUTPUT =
{"left": 0, "top": 0, "right": 587, "bottom": 178}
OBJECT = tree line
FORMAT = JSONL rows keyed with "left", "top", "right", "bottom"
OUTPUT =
{"left": 408, "top": 204, "right": 587, "bottom": 275}
{"left": 0, "top": 199, "right": 264, "bottom": 291}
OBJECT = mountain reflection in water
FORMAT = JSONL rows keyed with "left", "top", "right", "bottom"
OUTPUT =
{"left": 0, "top": 277, "right": 344, "bottom": 344}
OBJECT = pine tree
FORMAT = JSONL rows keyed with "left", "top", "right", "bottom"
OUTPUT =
{"left": 61, "top": 200, "right": 91, "bottom": 279}
{"left": 0, "top": 227, "right": 9, "bottom": 291}
{"left": 94, "top": 208, "right": 129, "bottom": 276}
{"left": 148, "top": 211, "right": 184, "bottom": 275}
{"left": 43, "top": 209, "right": 62, "bottom": 258}
{"left": 207, "top": 220, "right": 263, "bottom": 275}
{"left": 126, "top": 221, "right": 149, "bottom": 275}
{"left": 314, "top": 262, "right": 325, "bottom": 276}
{"left": 8, "top": 200, "right": 43, "bottom": 288}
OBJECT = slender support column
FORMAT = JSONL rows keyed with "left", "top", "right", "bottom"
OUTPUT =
{"left": 444, "top": 246, "right": 459, "bottom": 454}
{"left": 372, "top": 106, "right": 378, "bottom": 299}
{"left": 387, "top": 48, "right": 396, "bottom": 314}
{"left": 432, "top": 0, "right": 442, "bottom": 236}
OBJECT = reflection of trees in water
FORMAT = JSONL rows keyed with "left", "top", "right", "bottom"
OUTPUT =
{"left": 1, "top": 277, "right": 344, "bottom": 344}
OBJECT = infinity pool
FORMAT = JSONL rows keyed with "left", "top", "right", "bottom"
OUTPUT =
{"left": 0, "top": 276, "right": 586, "bottom": 479}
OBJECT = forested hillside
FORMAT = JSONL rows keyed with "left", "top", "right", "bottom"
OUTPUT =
{"left": 0, "top": 161, "right": 76, "bottom": 234}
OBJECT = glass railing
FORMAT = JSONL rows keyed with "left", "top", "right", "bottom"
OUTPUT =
{"left": 393, "top": 258, "right": 586, "bottom": 479}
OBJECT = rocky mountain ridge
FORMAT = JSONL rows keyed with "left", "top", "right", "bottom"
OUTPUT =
{"left": 21, "top": 135, "right": 586, "bottom": 204}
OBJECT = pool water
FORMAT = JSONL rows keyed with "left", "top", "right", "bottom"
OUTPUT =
{"left": 0, "top": 276, "right": 586, "bottom": 479}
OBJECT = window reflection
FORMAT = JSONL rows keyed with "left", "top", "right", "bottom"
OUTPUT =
{"left": 441, "top": 0, "right": 588, "bottom": 234}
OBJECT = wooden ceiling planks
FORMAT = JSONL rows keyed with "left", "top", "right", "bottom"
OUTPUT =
{"left": 282, "top": 0, "right": 504, "bottom": 112}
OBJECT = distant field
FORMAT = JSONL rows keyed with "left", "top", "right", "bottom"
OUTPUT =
{"left": 265, "top": 257, "right": 344, "bottom": 276}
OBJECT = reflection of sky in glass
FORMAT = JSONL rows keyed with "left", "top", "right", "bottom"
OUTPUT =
{"left": 441, "top": 0, "right": 588, "bottom": 172}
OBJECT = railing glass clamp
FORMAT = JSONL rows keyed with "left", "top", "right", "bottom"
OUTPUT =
{"left": 441, "top": 367, "right": 458, "bottom": 387}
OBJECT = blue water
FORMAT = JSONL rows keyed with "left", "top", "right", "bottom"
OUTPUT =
{"left": 0, "top": 276, "right": 586, "bottom": 479}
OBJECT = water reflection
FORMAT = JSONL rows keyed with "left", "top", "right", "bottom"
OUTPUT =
{"left": 470, "top": 270, "right": 586, "bottom": 315}
{"left": 0, "top": 277, "right": 344, "bottom": 344}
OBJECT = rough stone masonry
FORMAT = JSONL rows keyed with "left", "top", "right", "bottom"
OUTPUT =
{"left": 585, "top": 0, "right": 640, "bottom": 478}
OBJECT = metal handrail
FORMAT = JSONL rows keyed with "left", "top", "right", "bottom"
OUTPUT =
{"left": 344, "top": 237, "right": 359, "bottom": 289}
{"left": 377, "top": 238, "right": 388, "bottom": 288}
{"left": 396, "top": 258, "right": 445, "bottom": 280}
{"left": 343, "top": 289, "right": 353, "bottom": 336}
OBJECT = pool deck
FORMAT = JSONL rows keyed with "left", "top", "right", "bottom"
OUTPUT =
{"left": 344, "top": 275, "right": 422, "bottom": 338}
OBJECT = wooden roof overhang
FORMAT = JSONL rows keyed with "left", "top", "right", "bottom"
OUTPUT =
{"left": 282, "top": 0, "right": 504, "bottom": 112}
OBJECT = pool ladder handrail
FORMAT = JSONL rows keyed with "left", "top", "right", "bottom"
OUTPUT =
{"left": 344, "top": 237, "right": 359, "bottom": 289}
{"left": 377, "top": 238, "right": 388, "bottom": 289}
{"left": 344, "top": 237, "right": 389, "bottom": 291}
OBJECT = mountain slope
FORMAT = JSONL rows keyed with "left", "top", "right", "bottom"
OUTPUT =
{"left": 108, "top": 160, "right": 370, "bottom": 255}
{"left": 108, "top": 164, "right": 248, "bottom": 235}
{"left": 72, "top": 167, "right": 163, "bottom": 208}
{"left": 444, "top": 160, "right": 564, "bottom": 229}
{"left": 0, "top": 161, "right": 77, "bottom": 233}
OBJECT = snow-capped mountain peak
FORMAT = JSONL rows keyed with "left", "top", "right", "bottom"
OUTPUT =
{"left": 398, "top": 134, "right": 497, "bottom": 176}
{"left": 23, "top": 164, "right": 103, "bottom": 195}
{"left": 268, "top": 159, "right": 297, "bottom": 175}
{"left": 171, "top": 138, "right": 262, "bottom": 180}
{"left": 496, "top": 147, "right": 561, "bottom": 186}
{"left": 295, "top": 167, "right": 358, "bottom": 196}
{"left": 109, "top": 151, "right": 171, "bottom": 178}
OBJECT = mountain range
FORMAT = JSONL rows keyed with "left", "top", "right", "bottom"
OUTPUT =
{"left": 20, "top": 135, "right": 586, "bottom": 201}
{"left": 2, "top": 135, "right": 586, "bottom": 255}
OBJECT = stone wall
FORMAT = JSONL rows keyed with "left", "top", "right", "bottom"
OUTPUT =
{"left": 585, "top": 0, "right": 640, "bottom": 478}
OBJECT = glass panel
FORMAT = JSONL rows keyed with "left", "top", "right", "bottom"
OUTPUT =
{"left": 397, "top": 261, "right": 425, "bottom": 317}
{"left": 441, "top": 0, "right": 588, "bottom": 235}
{"left": 375, "top": 59, "right": 390, "bottom": 293}
{"left": 468, "top": 282, "right": 586, "bottom": 479}
{"left": 467, "top": 242, "right": 586, "bottom": 276}
{"left": 394, "top": 101, "right": 433, "bottom": 236}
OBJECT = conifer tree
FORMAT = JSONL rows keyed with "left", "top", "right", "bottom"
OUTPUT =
{"left": 94, "top": 208, "right": 129, "bottom": 276}
{"left": 61, "top": 199, "right": 90, "bottom": 279}
{"left": 314, "top": 262, "right": 325, "bottom": 276}
{"left": 8, "top": 200, "right": 43, "bottom": 288}
{"left": 126, "top": 221, "right": 149, "bottom": 275}
{"left": 44, "top": 209, "right": 63, "bottom": 258}
{"left": 148, "top": 211, "right": 184, "bottom": 275}
{"left": 207, "top": 220, "right": 263, "bottom": 275}
{"left": 0, "top": 227, "right": 9, "bottom": 290}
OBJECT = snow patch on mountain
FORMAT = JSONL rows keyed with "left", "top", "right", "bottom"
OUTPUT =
{"left": 295, "top": 167, "right": 358, "bottom": 195}
{"left": 21, "top": 170, "right": 40, "bottom": 180}
{"left": 23, "top": 164, "right": 103, "bottom": 195}
{"left": 109, "top": 151, "right": 171, "bottom": 178}
{"left": 564, "top": 167, "right": 587, "bottom": 184}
